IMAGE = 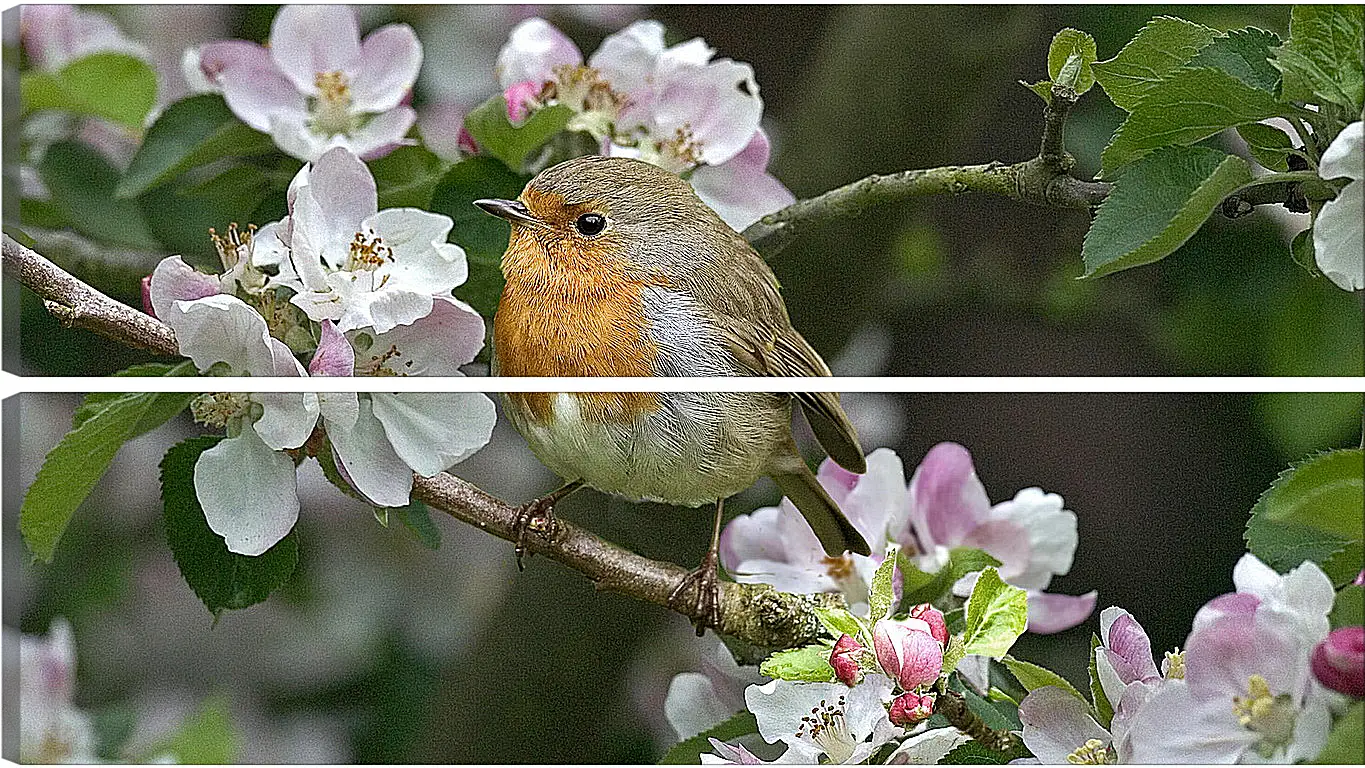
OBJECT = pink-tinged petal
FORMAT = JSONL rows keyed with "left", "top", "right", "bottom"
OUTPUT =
{"left": 1191, "top": 592, "right": 1261, "bottom": 633}
{"left": 873, "top": 618, "right": 940, "bottom": 689}
{"left": 194, "top": 429, "right": 300, "bottom": 556}
{"left": 703, "top": 739, "right": 764, "bottom": 765}
{"left": 986, "top": 487, "right": 1078, "bottom": 590}
{"left": 1355, "top": 570, "right": 1364, "bottom": 587}
{"left": 1018, "top": 686, "right": 1111, "bottom": 764}
{"left": 495, "top": 17, "right": 582, "bottom": 89}
{"left": 348, "top": 105, "right": 417, "bottom": 160}
{"left": 1100, "top": 608, "right": 1160, "bottom": 683}
{"left": 297, "top": 146, "right": 379, "bottom": 265}
{"left": 218, "top": 58, "right": 307, "bottom": 133}
{"left": 908, "top": 604, "right": 949, "bottom": 647}
{"left": 418, "top": 102, "right": 469, "bottom": 162}
{"left": 719, "top": 503, "right": 825, "bottom": 576}
{"left": 360, "top": 296, "right": 485, "bottom": 376}
{"left": 906, "top": 442, "right": 992, "bottom": 552}
{"left": 504, "top": 80, "right": 542, "bottom": 123}
{"left": 140, "top": 275, "right": 155, "bottom": 317}
{"left": 268, "top": 338, "right": 307, "bottom": 377}
{"left": 269, "top": 4, "right": 362, "bottom": 94}
{"left": 350, "top": 24, "right": 422, "bottom": 112}
{"left": 960, "top": 519, "right": 1032, "bottom": 582}
{"left": 1312, "top": 626, "right": 1365, "bottom": 698}
{"left": 21, "top": 5, "right": 148, "bottom": 71}
{"left": 651, "top": 58, "right": 762, "bottom": 166}
{"left": 834, "top": 448, "right": 910, "bottom": 548}
{"left": 589, "top": 20, "right": 668, "bottom": 118}
{"left": 309, "top": 320, "right": 356, "bottom": 376}
{"left": 194, "top": 39, "right": 272, "bottom": 86}
{"left": 1120, "top": 681, "right": 1252, "bottom": 763}
{"left": 1026, "top": 590, "right": 1097, "bottom": 634}
{"left": 1185, "top": 612, "right": 1305, "bottom": 702}
{"left": 148, "top": 256, "right": 220, "bottom": 320}
{"left": 815, "top": 457, "right": 862, "bottom": 505}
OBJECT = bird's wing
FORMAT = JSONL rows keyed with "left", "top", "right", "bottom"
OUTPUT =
{"left": 679, "top": 239, "right": 868, "bottom": 474}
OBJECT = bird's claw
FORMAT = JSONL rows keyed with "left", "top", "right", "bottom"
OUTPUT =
{"left": 512, "top": 496, "right": 559, "bottom": 571}
{"left": 669, "top": 550, "right": 722, "bottom": 635}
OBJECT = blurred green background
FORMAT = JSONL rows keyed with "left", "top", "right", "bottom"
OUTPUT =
{"left": 4, "top": 3, "right": 1364, "bottom": 764}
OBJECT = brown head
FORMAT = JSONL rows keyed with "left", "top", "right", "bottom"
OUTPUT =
{"left": 474, "top": 155, "right": 743, "bottom": 283}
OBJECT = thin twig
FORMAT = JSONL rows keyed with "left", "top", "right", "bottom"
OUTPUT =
{"left": 933, "top": 679, "right": 1022, "bottom": 753}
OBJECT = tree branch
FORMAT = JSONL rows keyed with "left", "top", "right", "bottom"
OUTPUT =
{"left": 932, "top": 679, "right": 1022, "bottom": 753}
{"left": 3, "top": 231, "right": 840, "bottom": 649}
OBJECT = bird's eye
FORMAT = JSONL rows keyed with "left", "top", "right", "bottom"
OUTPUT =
{"left": 575, "top": 213, "right": 607, "bottom": 236}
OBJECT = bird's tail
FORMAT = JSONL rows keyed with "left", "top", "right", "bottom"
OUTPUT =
{"left": 771, "top": 466, "right": 872, "bottom": 557}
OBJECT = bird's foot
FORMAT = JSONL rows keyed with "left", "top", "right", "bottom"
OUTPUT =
{"left": 669, "top": 549, "right": 723, "bottom": 635}
{"left": 512, "top": 495, "right": 560, "bottom": 571}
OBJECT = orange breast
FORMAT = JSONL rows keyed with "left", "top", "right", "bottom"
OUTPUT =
{"left": 495, "top": 227, "right": 663, "bottom": 423}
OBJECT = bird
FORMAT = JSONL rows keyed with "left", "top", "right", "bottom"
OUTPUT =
{"left": 475, "top": 155, "right": 871, "bottom": 630}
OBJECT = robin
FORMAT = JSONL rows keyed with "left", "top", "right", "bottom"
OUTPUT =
{"left": 475, "top": 156, "right": 871, "bottom": 630}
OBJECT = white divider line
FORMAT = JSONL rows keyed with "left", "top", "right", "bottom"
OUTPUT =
{"left": 1, "top": 373, "right": 1361, "bottom": 396}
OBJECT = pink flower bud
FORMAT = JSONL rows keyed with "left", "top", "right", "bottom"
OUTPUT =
{"left": 504, "top": 80, "right": 542, "bottom": 124}
{"left": 908, "top": 603, "right": 949, "bottom": 647}
{"left": 140, "top": 275, "right": 156, "bottom": 318}
{"left": 873, "top": 618, "right": 944, "bottom": 690}
{"left": 1312, "top": 626, "right": 1364, "bottom": 698}
{"left": 457, "top": 127, "right": 479, "bottom": 156}
{"left": 829, "top": 633, "right": 863, "bottom": 686}
{"left": 1355, "top": 570, "right": 1364, "bottom": 587}
{"left": 888, "top": 692, "right": 936, "bottom": 726}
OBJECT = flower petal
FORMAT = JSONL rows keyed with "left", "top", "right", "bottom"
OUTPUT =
{"left": 366, "top": 208, "right": 467, "bottom": 293}
{"left": 149, "top": 256, "right": 220, "bottom": 320}
{"left": 1120, "top": 681, "right": 1252, "bottom": 763}
{"left": 309, "top": 320, "right": 356, "bottom": 376}
{"left": 666, "top": 672, "right": 740, "bottom": 741}
{"left": 883, "top": 727, "right": 971, "bottom": 765}
{"left": 691, "top": 130, "right": 795, "bottom": 230}
{"left": 194, "top": 429, "right": 299, "bottom": 556}
{"left": 269, "top": 4, "right": 362, "bottom": 94}
{"left": 252, "top": 393, "right": 319, "bottom": 451}
{"left": 301, "top": 147, "right": 380, "bottom": 262}
{"left": 1314, "top": 177, "right": 1363, "bottom": 290}
{"left": 348, "top": 105, "right": 418, "bottom": 160}
{"left": 589, "top": 20, "right": 668, "bottom": 122}
{"left": 370, "top": 392, "right": 496, "bottom": 476}
{"left": 1025, "top": 590, "right": 1097, "bottom": 634}
{"left": 1018, "top": 686, "right": 1111, "bottom": 764}
{"left": 906, "top": 442, "right": 992, "bottom": 552}
{"left": 327, "top": 397, "right": 413, "bottom": 507}
{"left": 216, "top": 55, "right": 306, "bottom": 133}
{"left": 359, "top": 296, "right": 486, "bottom": 375}
{"left": 651, "top": 58, "right": 763, "bottom": 166}
{"left": 495, "top": 17, "right": 582, "bottom": 89}
{"left": 350, "top": 24, "right": 423, "bottom": 112}
{"left": 985, "top": 487, "right": 1078, "bottom": 591}
{"left": 1320, "top": 121, "right": 1364, "bottom": 183}
{"left": 165, "top": 294, "right": 276, "bottom": 374}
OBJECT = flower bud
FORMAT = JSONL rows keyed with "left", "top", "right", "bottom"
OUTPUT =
{"left": 829, "top": 634, "right": 863, "bottom": 686}
{"left": 908, "top": 603, "right": 949, "bottom": 647}
{"left": 888, "top": 692, "right": 936, "bottom": 726}
{"left": 873, "top": 618, "right": 943, "bottom": 690}
{"left": 1312, "top": 626, "right": 1364, "bottom": 698}
{"left": 504, "top": 80, "right": 542, "bottom": 124}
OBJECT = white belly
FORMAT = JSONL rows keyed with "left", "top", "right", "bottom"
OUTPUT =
{"left": 504, "top": 391, "right": 790, "bottom": 506}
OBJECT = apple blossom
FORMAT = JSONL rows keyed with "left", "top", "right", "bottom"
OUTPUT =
{"left": 493, "top": 17, "right": 793, "bottom": 229}
{"left": 742, "top": 674, "right": 900, "bottom": 764}
{"left": 887, "top": 692, "right": 935, "bottom": 727}
{"left": 904, "top": 442, "right": 1097, "bottom": 633}
{"left": 1094, "top": 607, "right": 1162, "bottom": 713}
{"left": 15, "top": 619, "right": 97, "bottom": 764}
{"left": 1311, "top": 626, "right": 1364, "bottom": 698}
{"left": 873, "top": 618, "right": 943, "bottom": 691}
{"left": 1019, "top": 685, "right": 1118, "bottom": 765}
{"left": 1313, "top": 121, "right": 1363, "bottom": 291}
{"left": 665, "top": 636, "right": 768, "bottom": 742}
{"left": 186, "top": 5, "right": 421, "bottom": 161}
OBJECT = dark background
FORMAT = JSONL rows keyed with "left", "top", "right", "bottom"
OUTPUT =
{"left": 5, "top": 3, "right": 1363, "bottom": 764}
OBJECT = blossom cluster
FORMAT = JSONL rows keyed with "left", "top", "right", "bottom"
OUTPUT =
{"left": 147, "top": 145, "right": 494, "bottom": 555}
{"left": 720, "top": 444, "right": 1097, "bottom": 632}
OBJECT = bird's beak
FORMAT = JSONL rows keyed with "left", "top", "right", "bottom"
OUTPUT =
{"left": 474, "top": 198, "right": 542, "bottom": 228}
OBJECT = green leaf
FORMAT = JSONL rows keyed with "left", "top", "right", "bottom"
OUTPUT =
{"left": 1048, "top": 29, "right": 1097, "bottom": 94}
{"left": 1092, "top": 16, "right": 1218, "bottom": 111}
{"left": 393, "top": 501, "right": 442, "bottom": 550}
{"left": 941, "top": 634, "right": 966, "bottom": 676}
{"left": 117, "top": 94, "right": 275, "bottom": 198}
{"left": 1001, "top": 656, "right": 1086, "bottom": 702}
{"left": 1237, "top": 122, "right": 1295, "bottom": 172}
{"left": 939, "top": 739, "right": 1032, "bottom": 764}
{"left": 1188, "top": 28, "right": 1283, "bottom": 93}
{"left": 869, "top": 545, "right": 900, "bottom": 619}
{"left": 962, "top": 567, "right": 1028, "bottom": 658}
{"left": 961, "top": 684, "right": 1022, "bottom": 730}
{"left": 140, "top": 694, "right": 238, "bottom": 763}
{"left": 658, "top": 711, "right": 758, "bottom": 764}
{"left": 813, "top": 606, "right": 864, "bottom": 640}
{"left": 73, "top": 362, "right": 196, "bottom": 427}
{"left": 1088, "top": 633, "right": 1115, "bottom": 728}
{"left": 161, "top": 436, "right": 300, "bottom": 614}
{"left": 369, "top": 145, "right": 449, "bottom": 210}
{"left": 759, "top": 644, "right": 836, "bottom": 683}
{"left": 38, "top": 141, "right": 158, "bottom": 249}
{"left": 1315, "top": 701, "right": 1364, "bottom": 764}
{"left": 1083, "top": 146, "right": 1255, "bottom": 278}
{"left": 1101, "top": 67, "right": 1292, "bottom": 175}
{"left": 1331, "top": 584, "right": 1364, "bottom": 629}
{"left": 1245, "top": 448, "right": 1364, "bottom": 586}
{"left": 463, "top": 95, "right": 574, "bottom": 171}
{"left": 899, "top": 546, "right": 1001, "bottom": 606}
{"left": 1019, "top": 79, "right": 1054, "bottom": 104}
{"left": 428, "top": 157, "right": 529, "bottom": 317}
{"left": 21, "top": 389, "right": 197, "bottom": 562}
{"left": 1273, "top": 5, "right": 1364, "bottom": 112}
{"left": 21, "top": 53, "right": 157, "bottom": 128}
{"left": 1289, "top": 228, "right": 1318, "bottom": 275}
